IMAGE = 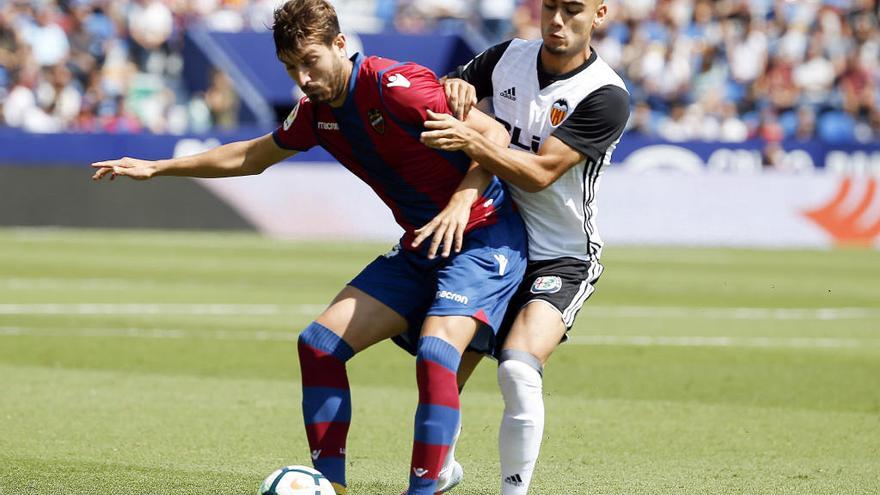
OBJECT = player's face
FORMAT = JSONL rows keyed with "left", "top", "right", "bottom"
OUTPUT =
{"left": 280, "top": 35, "right": 349, "bottom": 105}
{"left": 540, "top": 0, "right": 606, "bottom": 55}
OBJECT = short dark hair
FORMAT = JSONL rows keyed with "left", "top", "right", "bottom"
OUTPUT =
{"left": 272, "top": 0, "right": 341, "bottom": 57}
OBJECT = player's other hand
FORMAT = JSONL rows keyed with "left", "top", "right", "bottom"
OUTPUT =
{"left": 442, "top": 77, "right": 477, "bottom": 120}
{"left": 91, "top": 157, "right": 158, "bottom": 181}
{"left": 412, "top": 194, "right": 474, "bottom": 259}
{"left": 421, "top": 110, "right": 473, "bottom": 152}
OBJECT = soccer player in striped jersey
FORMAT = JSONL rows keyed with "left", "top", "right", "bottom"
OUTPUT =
{"left": 420, "top": 1, "right": 631, "bottom": 493}
{"left": 91, "top": 1, "right": 527, "bottom": 494}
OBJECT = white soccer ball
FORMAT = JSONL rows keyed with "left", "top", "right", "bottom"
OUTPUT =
{"left": 258, "top": 465, "right": 336, "bottom": 495}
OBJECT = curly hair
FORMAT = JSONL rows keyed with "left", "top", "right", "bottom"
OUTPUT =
{"left": 272, "top": 0, "right": 341, "bottom": 57}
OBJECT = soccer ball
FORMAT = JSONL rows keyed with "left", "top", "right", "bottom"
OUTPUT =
{"left": 258, "top": 465, "right": 336, "bottom": 495}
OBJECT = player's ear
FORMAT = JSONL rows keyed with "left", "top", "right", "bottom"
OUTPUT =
{"left": 333, "top": 33, "right": 347, "bottom": 56}
{"left": 593, "top": 2, "right": 608, "bottom": 28}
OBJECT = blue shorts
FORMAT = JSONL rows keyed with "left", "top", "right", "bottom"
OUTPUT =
{"left": 349, "top": 211, "right": 527, "bottom": 356}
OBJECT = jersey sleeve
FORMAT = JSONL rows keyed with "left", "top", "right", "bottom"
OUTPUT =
{"left": 447, "top": 40, "right": 512, "bottom": 101}
{"left": 380, "top": 64, "right": 452, "bottom": 124}
{"left": 272, "top": 96, "right": 317, "bottom": 151}
{"left": 551, "top": 85, "right": 631, "bottom": 162}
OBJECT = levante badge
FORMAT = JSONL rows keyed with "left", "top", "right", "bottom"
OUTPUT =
{"left": 367, "top": 108, "right": 385, "bottom": 134}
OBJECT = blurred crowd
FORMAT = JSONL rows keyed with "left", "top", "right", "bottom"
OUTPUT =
{"left": 0, "top": 0, "right": 251, "bottom": 134}
{"left": 1, "top": 0, "right": 879, "bottom": 144}
{"left": 391, "top": 0, "right": 880, "bottom": 144}
{"left": 598, "top": 0, "right": 880, "bottom": 144}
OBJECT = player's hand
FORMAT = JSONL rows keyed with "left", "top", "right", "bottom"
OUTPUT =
{"left": 411, "top": 193, "right": 474, "bottom": 259}
{"left": 91, "top": 157, "right": 158, "bottom": 181}
{"left": 421, "top": 109, "right": 474, "bottom": 152}
{"left": 443, "top": 78, "right": 477, "bottom": 120}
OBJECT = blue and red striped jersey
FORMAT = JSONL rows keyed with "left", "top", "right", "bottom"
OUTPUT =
{"left": 272, "top": 53, "right": 509, "bottom": 249}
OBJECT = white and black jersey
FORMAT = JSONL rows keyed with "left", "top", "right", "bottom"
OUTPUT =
{"left": 452, "top": 38, "right": 630, "bottom": 262}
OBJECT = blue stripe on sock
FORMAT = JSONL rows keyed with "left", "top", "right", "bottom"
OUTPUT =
{"left": 408, "top": 474, "right": 437, "bottom": 494}
{"left": 299, "top": 322, "right": 354, "bottom": 362}
{"left": 302, "top": 386, "right": 352, "bottom": 424}
{"left": 413, "top": 403, "right": 460, "bottom": 445}
{"left": 314, "top": 456, "right": 346, "bottom": 487}
{"left": 416, "top": 336, "right": 460, "bottom": 372}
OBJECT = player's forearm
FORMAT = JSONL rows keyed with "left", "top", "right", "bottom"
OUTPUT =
{"left": 464, "top": 135, "right": 556, "bottom": 193}
{"left": 154, "top": 138, "right": 271, "bottom": 178}
{"left": 454, "top": 112, "right": 508, "bottom": 200}
{"left": 451, "top": 163, "right": 492, "bottom": 206}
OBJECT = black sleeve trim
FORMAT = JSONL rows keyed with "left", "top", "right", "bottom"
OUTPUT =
{"left": 447, "top": 40, "right": 512, "bottom": 101}
{"left": 551, "top": 85, "right": 631, "bottom": 161}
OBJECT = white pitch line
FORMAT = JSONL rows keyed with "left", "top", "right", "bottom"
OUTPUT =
{"left": 566, "top": 335, "right": 875, "bottom": 349}
{"left": 0, "top": 278, "right": 153, "bottom": 290}
{"left": 583, "top": 306, "right": 880, "bottom": 320}
{"left": 0, "top": 303, "right": 325, "bottom": 316}
{"left": 1, "top": 326, "right": 876, "bottom": 349}
{"left": 0, "top": 326, "right": 296, "bottom": 342}
{"left": 0, "top": 304, "right": 877, "bottom": 320}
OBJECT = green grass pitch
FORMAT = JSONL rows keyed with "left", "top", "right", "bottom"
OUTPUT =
{"left": 0, "top": 228, "right": 878, "bottom": 494}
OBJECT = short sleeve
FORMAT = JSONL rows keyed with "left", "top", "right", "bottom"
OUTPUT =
{"left": 551, "top": 85, "right": 631, "bottom": 162}
{"left": 448, "top": 40, "right": 511, "bottom": 101}
{"left": 272, "top": 96, "right": 318, "bottom": 151}
{"left": 379, "top": 64, "right": 451, "bottom": 125}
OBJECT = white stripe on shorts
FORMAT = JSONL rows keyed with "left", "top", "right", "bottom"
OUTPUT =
{"left": 561, "top": 281, "right": 589, "bottom": 326}
{"left": 561, "top": 262, "right": 603, "bottom": 327}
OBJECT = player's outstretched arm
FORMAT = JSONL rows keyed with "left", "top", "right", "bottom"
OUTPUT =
{"left": 421, "top": 111, "right": 583, "bottom": 193}
{"left": 412, "top": 108, "right": 509, "bottom": 258}
{"left": 91, "top": 133, "right": 296, "bottom": 181}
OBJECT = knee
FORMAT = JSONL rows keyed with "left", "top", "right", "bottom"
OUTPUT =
{"left": 298, "top": 322, "right": 355, "bottom": 362}
{"left": 417, "top": 336, "right": 461, "bottom": 369}
{"left": 421, "top": 315, "right": 477, "bottom": 352}
{"left": 498, "top": 350, "right": 543, "bottom": 395}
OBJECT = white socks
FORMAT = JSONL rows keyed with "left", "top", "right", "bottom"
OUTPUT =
{"left": 498, "top": 352, "right": 544, "bottom": 495}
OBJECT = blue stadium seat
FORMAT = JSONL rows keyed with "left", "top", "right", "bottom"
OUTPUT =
{"left": 778, "top": 111, "right": 798, "bottom": 138}
{"left": 725, "top": 81, "right": 746, "bottom": 103}
{"left": 818, "top": 111, "right": 856, "bottom": 144}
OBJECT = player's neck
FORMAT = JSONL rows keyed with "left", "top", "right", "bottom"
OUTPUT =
{"left": 539, "top": 44, "right": 592, "bottom": 75}
{"left": 329, "top": 58, "right": 354, "bottom": 108}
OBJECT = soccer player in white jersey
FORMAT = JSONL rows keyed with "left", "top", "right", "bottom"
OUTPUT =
{"left": 419, "top": 1, "right": 630, "bottom": 493}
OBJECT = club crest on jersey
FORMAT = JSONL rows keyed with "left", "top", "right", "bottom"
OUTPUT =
{"left": 549, "top": 99, "right": 569, "bottom": 127}
{"left": 367, "top": 108, "right": 385, "bottom": 134}
{"left": 531, "top": 276, "right": 562, "bottom": 294}
{"left": 283, "top": 100, "right": 301, "bottom": 130}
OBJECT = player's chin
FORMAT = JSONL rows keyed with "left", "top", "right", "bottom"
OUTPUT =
{"left": 544, "top": 42, "right": 569, "bottom": 55}
{"left": 304, "top": 89, "right": 329, "bottom": 104}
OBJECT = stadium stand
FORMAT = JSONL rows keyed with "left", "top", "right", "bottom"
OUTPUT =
{"left": 0, "top": 0, "right": 877, "bottom": 144}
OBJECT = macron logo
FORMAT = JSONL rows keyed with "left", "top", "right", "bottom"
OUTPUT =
{"left": 494, "top": 253, "right": 508, "bottom": 276}
{"left": 387, "top": 73, "right": 411, "bottom": 89}
{"left": 413, "top": 468, "right": 429, "bottom": 478}
{"left": 436, "top": 290, "right": 469, "bottom": 305}
{"left": 318, "top": 121, "right": 339, "bottom": 130}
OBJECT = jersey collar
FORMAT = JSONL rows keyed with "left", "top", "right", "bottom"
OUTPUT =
{"left": 347, "top": 52, "right": 364, "bottom": 96}
{"left": 536, "top": 46, "right": 597, "bottom": 89}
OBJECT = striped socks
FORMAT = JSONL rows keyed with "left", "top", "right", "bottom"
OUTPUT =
{"left": 408, "top": 337, "right": 461, "bottom": 495}
{"left": 297, "top": 322, "right": 354, "bottom": 493}
{"left": 298, "top": 328, "right": 462, "bottom": 495}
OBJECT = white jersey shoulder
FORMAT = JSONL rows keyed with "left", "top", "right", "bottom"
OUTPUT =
{"left": 490, "top": 38, "right": 626, "bottom": 261}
